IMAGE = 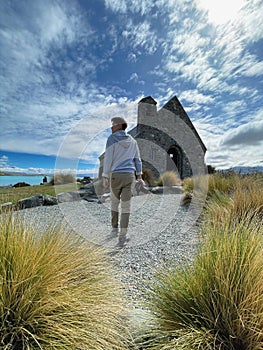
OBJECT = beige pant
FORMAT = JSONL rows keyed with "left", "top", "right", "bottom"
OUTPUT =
{"left": 110, "top": 172, "right": 135, "bottom": 237}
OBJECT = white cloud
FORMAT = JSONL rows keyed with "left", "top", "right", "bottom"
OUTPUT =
{"left": 0, "top": 155, "right": 9, "bottom": 168}
{"left": 127, "top": 73, "right": 145, "bottom": 85}
{"left": 221, "top": 120, "right": 263, "bottom": 147}
{"left": 196, "top": 0, "right": 246, "bottom": 25}
{"left": 238, "top": 0, "right": 263, "bottom": 42}
{"left": 127, "top": 53, "right": 137, "bottom": 62}
{"left": 104, "top": 0, "right": 155, "bottom": 15}
{"left": 122, "top": 20, "right": 158, "bottom": 54}
{"left": 241, "top": 60, "right": 263, "bottom": 77}
{"left": 104, "top": 0, "right": 128, "bottom": 13}
{"left": 179, "top": 90, "right": 214, "bottom": 105}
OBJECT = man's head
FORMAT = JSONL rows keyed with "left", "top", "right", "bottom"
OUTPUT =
{"left": 111, "top": 117, "right": 128, "bottom": 133}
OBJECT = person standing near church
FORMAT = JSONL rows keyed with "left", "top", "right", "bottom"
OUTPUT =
{"left": 102, "top": 117, "right": 144, "bottom": 247}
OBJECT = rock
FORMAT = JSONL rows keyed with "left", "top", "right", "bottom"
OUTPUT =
{"left": 0, "top": 202, "right": 13, "bottom": 212}
{"left": 57, "top": 191, "right": 81, "bottom": 203}
{"left": 18, "top": 195, "right": 44, "bottom": 209}
{"left": 82, "top": 195, "right": 98, "bottom": 202}
{"left": 79, "top": 176, "right": 93, "bottom": 185}
{"left": 150, "top": 186, "right": 183, "bottom": 194}
{"left": 43, "top": 194, "right": 58, "bottom": 206}
{"left": 99, "top": 193, "right": 111, "bottom": 203}
{"left": 79, "top": 182, "right": 96, "bottom": 195}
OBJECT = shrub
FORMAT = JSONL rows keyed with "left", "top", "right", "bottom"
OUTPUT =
{"left": 182, "top": 177, "right": 194, "bottom": 193}
{"left": 142, "top": 167, "right": 157, "bottom": 187}
{"left": 156, "top": 171, "right": 181, "bottom": 187}
{"left": 0, "top": 213, "right": 130, "bottom": 349}
{"left": 49, "top": 173, "right": 76, "bottom": 185}
{"left": 142, "top": 210, "right": 263, "bottom": 350}
{"left": 12, "top": 182, "right": 31, "bottom": 188}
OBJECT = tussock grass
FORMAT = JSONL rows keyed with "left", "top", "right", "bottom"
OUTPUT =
{"left": 183, "top": 172, "right": 263, "bottom": 198}
{"left": 181, "top": 175, "right": 209, "bottom": 207}
{"left": 0, "top": 213, "right": 130, "bottom": 349}
{"left": 203, "top": 184, "right": 263, "bottom": 229}
{"left": 49, "top": 173, "right": 76, "bottom": 185}
{"left": 141, "top": 212, "right": 263, "bottom": 349}
{"left": 142, "top": 167, "right": 157, "bottom": 187}
{"left": 156, "top": 171, "right": 181, "bottom": 187}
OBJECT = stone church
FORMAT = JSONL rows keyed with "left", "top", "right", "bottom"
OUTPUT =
{"left": 99, "top": 95, "right": 206, "bottom": 180}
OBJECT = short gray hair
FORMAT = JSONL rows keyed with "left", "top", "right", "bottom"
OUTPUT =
{"left": 111, "top": 117, "right": 128, "bottom": 130}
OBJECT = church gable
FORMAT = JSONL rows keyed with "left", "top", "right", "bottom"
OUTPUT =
{"left": 162, "top": 96, "right": 206, "bottom": 153}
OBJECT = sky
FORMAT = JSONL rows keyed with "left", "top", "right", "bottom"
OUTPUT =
{"left": 0, "top": 0, "right": 263, "bottom": 175}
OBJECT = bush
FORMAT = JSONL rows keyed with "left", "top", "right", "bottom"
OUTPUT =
{"left": 49, "top": 173, "right": 76, "bottom": 185}
{"left": 142, "top": 210, "right": 263, "bottom": 349}
{"left": 142, "top": 167, "right": 157, "bottom": 187}
{"left": 0, "top": 213, "right": 130, "bottom": 349}
{"left": 156, "top": 171, "right": 181, "bottom": 187}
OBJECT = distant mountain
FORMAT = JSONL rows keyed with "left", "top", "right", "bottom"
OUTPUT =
{"left": 0, "top": 171, "right": 45, "bottom": 176}
{"left": 224, "top": 166, "right": 263, "bottom": 174}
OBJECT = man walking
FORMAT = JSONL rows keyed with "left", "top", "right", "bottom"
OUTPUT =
{"left": 102, "top": 117, "right": 144, "bottom": 247}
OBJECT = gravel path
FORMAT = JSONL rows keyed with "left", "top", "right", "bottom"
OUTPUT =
{"left": 17, "top": 193, "right": 201, "bottom": 305}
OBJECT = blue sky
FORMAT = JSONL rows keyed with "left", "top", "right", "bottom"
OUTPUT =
{"left": 0, "top": 0, "right": 263, "bottom": 175}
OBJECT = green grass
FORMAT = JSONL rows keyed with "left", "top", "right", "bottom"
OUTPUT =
{"left": 0, "top": 183, "right": 82, "bottom": 206}
{"left": 0, "top": 213, "right": 130, "bottom": 349}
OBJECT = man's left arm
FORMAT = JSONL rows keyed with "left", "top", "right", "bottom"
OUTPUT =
{"left": 134, "top": 143, "right": 145, "bottom": 184}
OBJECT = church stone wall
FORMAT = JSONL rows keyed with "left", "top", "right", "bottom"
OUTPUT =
{"left": 136, "top": 97, "right": 206, "bottom": 179}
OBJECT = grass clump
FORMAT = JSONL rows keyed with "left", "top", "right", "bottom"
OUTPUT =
{"left": 142, "top": 168, "right": 157, "bottom": 187}
{"left": 49, "top": 173, "right": 76, "bottom": 185}
{"left": 141, "top": 209, "right": 263, "bottom": 349}
{"left": 156, "top": 171, "right": 181, "bottom": 187}
{"left": 0, "top": 213, "right": 130, "bottom": 349}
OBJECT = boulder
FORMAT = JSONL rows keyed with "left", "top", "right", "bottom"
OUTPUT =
{"left": 79, "top": 182, "right": 96, "bottom": 195}
{"left": 43, "top": 194, "right": 58, "bottom": 206}
{"left": 16, "top": 194, "right": 58, "bottom": 209}
{"left": 79, "top": 176, "right": 93, "bottom": 185}
{"left": 82, "top": 194, "right": 98, "bottom": 202}
{"left": 57, "top": 191, "right": 81, "bottom": 203}
{"left": 0, "top": 202, "right": 13, "bottom": 212}
{"left": 18, "top": 195, "right": 44, "bottom": 209}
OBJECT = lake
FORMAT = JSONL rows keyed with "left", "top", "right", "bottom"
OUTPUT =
{"left": 0, "top": 176, "right": 51, "bottom": 187}
{"left": 0, "top": 174, "right": 94, "bottom": 187}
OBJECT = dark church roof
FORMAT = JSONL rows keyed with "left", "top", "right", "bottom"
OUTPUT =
{"left": 139, "top": 96, "right": 157, "bottom": 105}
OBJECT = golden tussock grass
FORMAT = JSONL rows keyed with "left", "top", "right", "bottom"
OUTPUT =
{"left": 0, "top": 212, "right": 130, "bottom": 349}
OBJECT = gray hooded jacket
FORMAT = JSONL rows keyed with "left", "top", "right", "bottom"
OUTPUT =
{"left": 102, "top": 130, "right": 142, "bottom": 178}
